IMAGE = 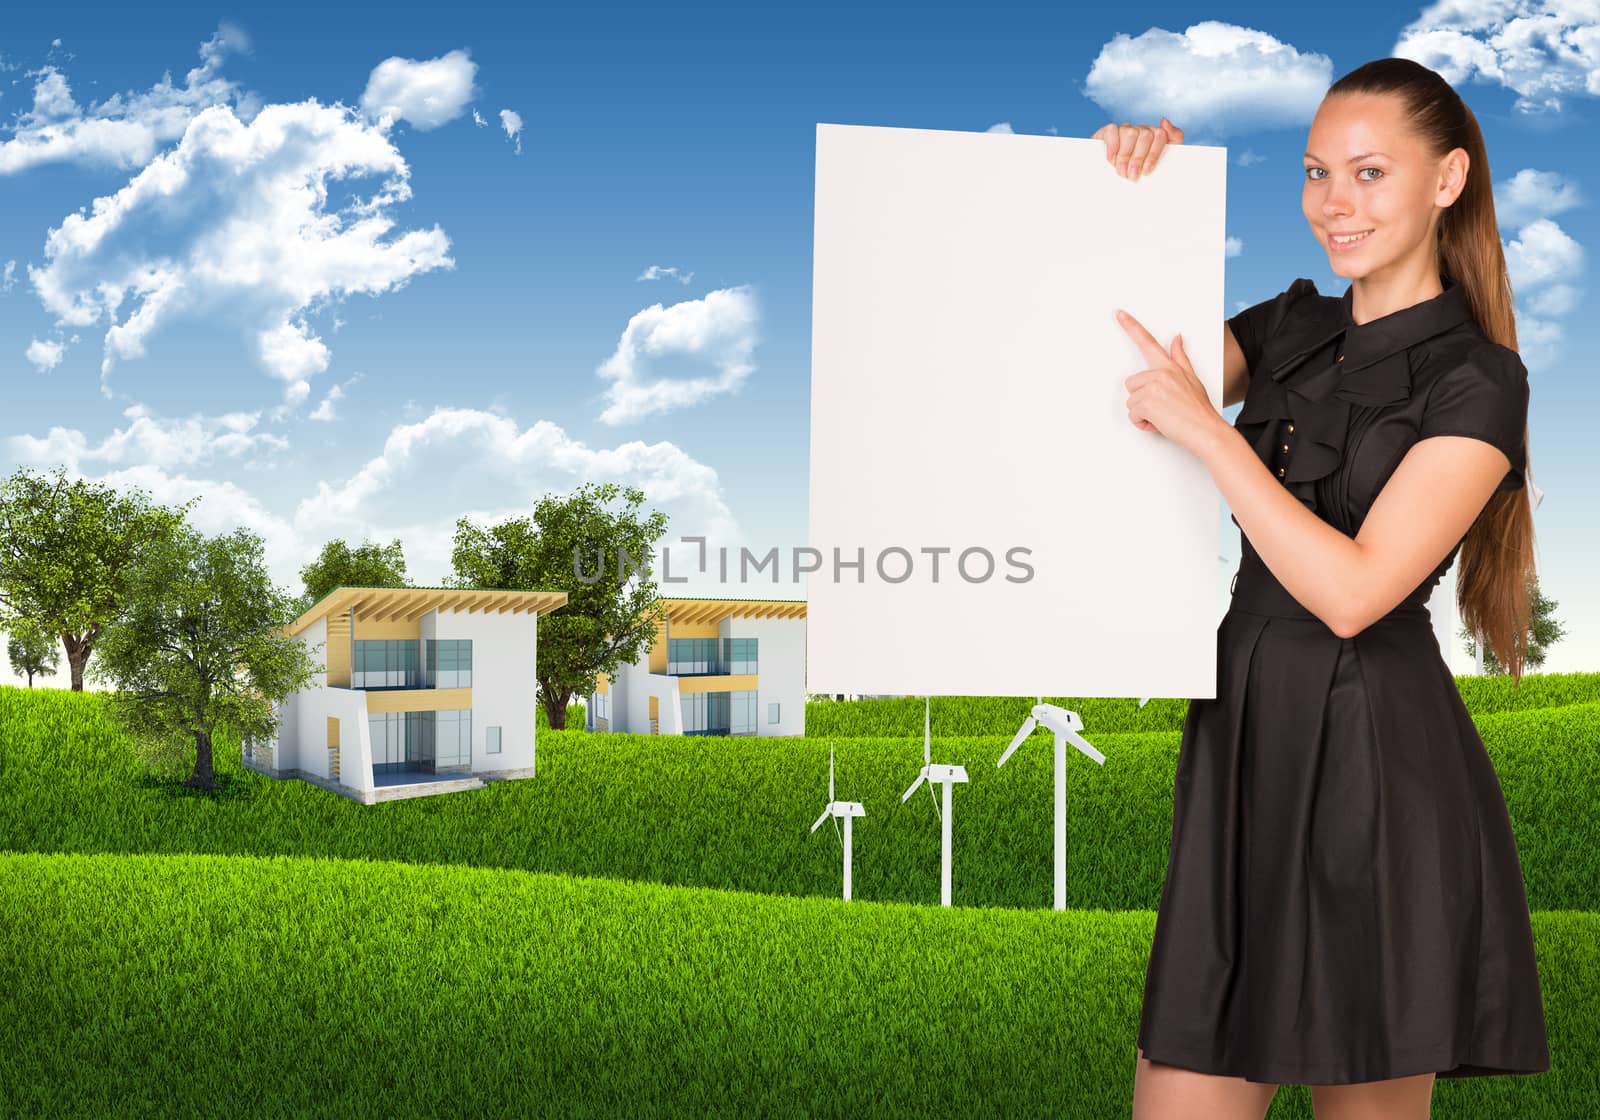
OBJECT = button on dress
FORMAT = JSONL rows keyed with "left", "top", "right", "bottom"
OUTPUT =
{"left": 1135, "top": 275, "right": 1551, "bottom": 1085}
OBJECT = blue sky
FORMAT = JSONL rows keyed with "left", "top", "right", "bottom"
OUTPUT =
{"left": 1, "top": 1, "right": 1595, "bottom": 679}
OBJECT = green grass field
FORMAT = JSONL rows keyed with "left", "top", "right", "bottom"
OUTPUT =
{"left": 1, "top": 681, "right": 1595, "bottom": 1117}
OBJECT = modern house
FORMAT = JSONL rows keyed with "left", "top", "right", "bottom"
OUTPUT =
{"left": 586, "top": 597, "right": 806, "bottom": 737}
{"left": 245, "top": 585, "right": 568, "bottom": 804}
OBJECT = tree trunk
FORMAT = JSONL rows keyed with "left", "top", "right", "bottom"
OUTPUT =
{"left": 186, "top": 726, "right": 218, "bottom": 790}
{"left": 64, "top": 634, "right": 90, "bottom": 691}
{"left": 541, "top": 684, "right": 577, "bottom": 730}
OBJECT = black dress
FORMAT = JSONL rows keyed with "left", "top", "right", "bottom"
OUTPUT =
{"left": 1136, "top": 275, "right": 1551, "bottom": 1085}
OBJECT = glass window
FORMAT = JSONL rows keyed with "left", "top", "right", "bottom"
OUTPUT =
{"left": 487, "top": 726, "right": 502, "bottom": 755}
{"left": 722, "top": 638, "right": 758, "bottom": 675}
{"left": 353, "top": 639, "right": 421, "bottom": 689}
{"left": 431, "top": 638, "right": 474, "bottom": 688}
{"left": 434, "top": 708, "right": 471, "bottom": 768}
{"left": 669, "top": 637, "right": 722, "bottom": 675}
{"left": 769, "top": 702, "right": 780, "bottom": 724}
{"left": 730, "top": 690, "right": 756, "bottom": 735}
{"left": 681, "top": 691, "right": 705, "bottom": 733}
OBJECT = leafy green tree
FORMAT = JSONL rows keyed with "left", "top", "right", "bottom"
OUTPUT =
{"left": 7, "top": 625, "right": 61, "bottom": 687}
{"left": 1459, "top": 576, "right": 1564, "bottom": 674}
{"left": 449, "top": 482, "right": 669, "bottom": 730}
{"left": 298, "top": 537, "right": 411, "bottom": 615}
{"left": 87, "top": 523, "right": 321, "bottom": 790}
{"left": 0, "top": 466, "right": 193, "bottom": 691}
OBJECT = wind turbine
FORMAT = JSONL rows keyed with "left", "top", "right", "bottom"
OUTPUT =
{"left": 898, "top": 696, "right": 969, "bottom": 907}
{"left": 997, "top": 697, "right": 1106, "bottom": 911}
{"left": 809, "top": 741, "right": 866, "bottom": 900}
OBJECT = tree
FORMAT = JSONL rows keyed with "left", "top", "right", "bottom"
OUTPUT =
{"left": 1459, "top": 575, "right": 1565, "bottom": 675}
{"left": 449, "top": 482, "right": 669, "bottom": 730}
{"left": 298, "top": 537, "right": 411, "bottom": 616}
{"left": 86, "top": 522, "right": 321, "bottom": 790}
{"left": 7, "top": 625, "right": 61, "bottom": 687}
{"left": 0, "top": 466, "right": 194, "bottom": 691}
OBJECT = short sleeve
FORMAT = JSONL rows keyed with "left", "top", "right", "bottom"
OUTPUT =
{"left": 1418, "top": 344, "right": 1530, "bottom": 492}
{"left": 1226, "top": 277, "right": 1319, "bottom": 380}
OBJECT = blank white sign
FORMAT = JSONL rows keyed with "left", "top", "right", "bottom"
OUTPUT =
{"left": 807, "top": 122, "right": 1228, "bottom": 699}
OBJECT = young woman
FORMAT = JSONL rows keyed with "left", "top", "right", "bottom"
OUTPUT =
{"left": 1095, "top": 57, "right": 1550, "bottom": 1119}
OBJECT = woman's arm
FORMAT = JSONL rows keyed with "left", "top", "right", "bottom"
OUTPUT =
{"left": 1197, "top": 425, "right": 1511, "bottom": 637}
{"left": 1221, "top": 322, "right": 1248, "bottom": 410}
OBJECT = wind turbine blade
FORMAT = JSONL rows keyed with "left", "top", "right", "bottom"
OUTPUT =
{"left": 900, "top": 773, "right": 926, "bottom": 803}
{"left": 829, "top": 742, "right": 835, "bottom": 802}
{"left": 926, "top": 776, "right": 941, "bottom": 821}
{"left": 810, "top": 807, "right": 830, "bottom": 833}
{"left": 997, "top": 716, "right": 1036, "bottom": 767}
{"left": 924, "top": 695, "right": 931, "bottom": 765}
{"left": 831, "top": 813, "right": 843, "bottom": 850}
{"left": 1066, "top": 729, "right": 1107, "bottom": 765}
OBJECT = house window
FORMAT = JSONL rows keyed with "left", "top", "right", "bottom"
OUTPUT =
{"left": 769, "top": 702, "right": 780, "bottom": 724}
{"left": 486, "top": 725, "right": 502, "bottom": 755}
{"left": 435, "top": 709, "right": 471, "bottom": 768}
{"left": 730, "top": 690, "right": 757, "bottom": 735}
{"left": 590, "top": 692, "right": 610, "bottom": 724}
{"left": 723, "top": 637, "right": 758, "bottom": 674}
{"left": 682, "top": 691, "right": 731, "bottom": 735}
{"left": 353, "top": 639, "right": 420, "bottom": 689}
{"left": 428, "top": 638, "right": 473, "bottom": 688}
{"left": 667, "top": 637, "right": 719, "bottom": 675}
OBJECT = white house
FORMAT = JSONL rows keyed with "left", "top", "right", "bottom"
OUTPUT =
{"left": 586, "top": 597, "right": 806, "bottom": 737}
{"left": 246, "top": 585, "right": 568, "bottom": 804}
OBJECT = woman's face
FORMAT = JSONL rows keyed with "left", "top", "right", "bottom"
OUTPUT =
{"left": 1301, "top": 92, "right": 1464, "bottom": 283}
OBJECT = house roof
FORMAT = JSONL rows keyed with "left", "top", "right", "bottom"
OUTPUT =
{"left": 283, "top": 585, "right": 569, "bottom": 637}
{"left": 657, "top": 597, "right": 806, "bottom": 625}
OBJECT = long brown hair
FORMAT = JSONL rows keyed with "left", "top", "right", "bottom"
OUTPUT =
{"left": 1327, "top": 58, "right": 1536, "bottom": 684}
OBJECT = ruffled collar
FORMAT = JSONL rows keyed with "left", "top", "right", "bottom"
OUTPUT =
{"left": 1233, "top": 276, "right": 1474, "bottom": 517}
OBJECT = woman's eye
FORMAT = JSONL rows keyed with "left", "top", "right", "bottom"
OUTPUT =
{"left": 1304, "top": 167, "right": 1383, "bottom": 181}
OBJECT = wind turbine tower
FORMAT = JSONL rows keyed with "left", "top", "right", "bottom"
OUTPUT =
{"left": 899, "top": 695, "right": 969, "bottom": 906}
{"left": 997, "top": 698, "right": 1106, "bottom": 911}
{"left": 809, "top": 741, "right": 866, "bottom": 900}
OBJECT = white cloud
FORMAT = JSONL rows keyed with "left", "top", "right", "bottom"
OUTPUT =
{"left": 637, "top": 264, "right": 694, "bottom": 284}
{"left": 1394, "top": 0, "right": 1600, "bottom": 115}
{"left": 1496, "top": 211, "right": 1585, "bottom": 369}
{"left": 1525, "top": 283, "right": 1579, "bottom": 317}
{"left": 25, "top": 98, "right": 454, "bottom": 402}
{"left": 308, "top": 372, "right": 363, "bottom": 421}
{"left": 471, "top": 108, "right": 488, "bottom": 127}
{"left": 360, "top": 48, "right": 477, "bottom": 131}
{"left": 0, "top": 24, "right": 253, "bottom": 175}
{"left": 13, "top": 404, "right": 751, "bottom": 603}
{"left": 293, "top": 406, "right": 742, "bottom": 584}
{"left": 499, "top": 108, "right": 523, "bottom": 155}
{"left": 1504, "top": 217, "right": 1584, "bottom": 288}
{"left": 309, "top": 385, "right": 344, "bottom": 421}
{"left": 594, "top": 285, "right": 760, "bottom": 425}
{"left": 986, "top": 121, "right": 1015, "bottom": 133}
{"left": 1083, "top": 22, "right": 1332, "bottom": 138}
{"left": 1235, "top": 149, "right": 1266, "bottom": 166}
{"left": 26, "top": 337, "right": 64, "bottom": 371}
{"left": 1494, "top": 167, "right": 1583, "bottom": 227}
{"left": 2, "top": 260, "right": 17, "bottom": 292}
{"left": 7, "top": 403, "right": 289, "bottom": 471}
{"left": 1513, "top": 312, "right": 1564, "bottom": 369}
{"left": 1225, "top": 236, "right": 1243, "bottom": 257}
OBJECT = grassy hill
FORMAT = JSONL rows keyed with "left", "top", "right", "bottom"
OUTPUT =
{"left": 3, "top": 680, "right": 1596, "bottom": 1118}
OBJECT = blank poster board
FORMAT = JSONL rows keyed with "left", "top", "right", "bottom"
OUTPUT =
{"left": 807, "top": 122, "right": 1228, "bottom": 699}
